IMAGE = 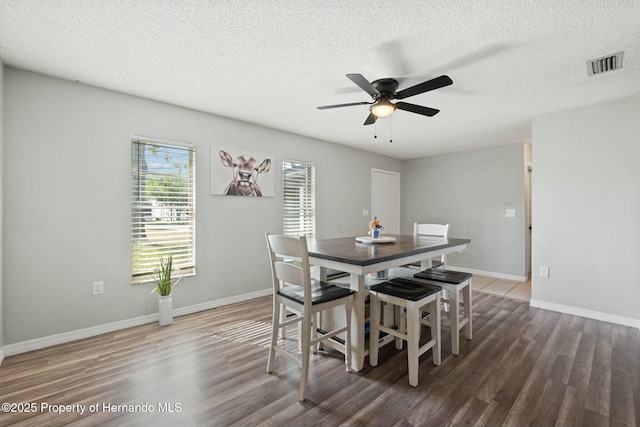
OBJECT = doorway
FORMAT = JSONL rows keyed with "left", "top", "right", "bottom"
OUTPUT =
{"left": 371, "top": 169, "right": 400, "bottom": 234}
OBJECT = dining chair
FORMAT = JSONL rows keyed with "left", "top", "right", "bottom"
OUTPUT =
{"left": 409, "top": 223, "right": 450, "bottom": 269}
{"left": 265, "top": 232, "right": 355, "bottom": 401}
{"left": 369, "top": 278, "right": 442, "bottom": 387}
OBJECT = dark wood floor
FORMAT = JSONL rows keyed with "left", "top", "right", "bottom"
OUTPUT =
{"left": 0, "top": 292, "right": 638, "bottom": 427}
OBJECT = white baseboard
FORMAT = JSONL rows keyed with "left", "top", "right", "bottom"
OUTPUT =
{"left": 530, "top": 299, "right": 640, "bottom": 329}
{"left": 446, "top": 265, "right": 528, "bottom": 282}
{"left": 3, "top": 288, "right": 272, "bottom": 359}
{"left": 448, "top": 266, "right": 638, "bottom": 329}
{"left": 172, "top": 288, "right": 271, "bottom": 317}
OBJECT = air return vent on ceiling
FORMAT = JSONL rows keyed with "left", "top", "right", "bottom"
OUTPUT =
{"left": 587, "top": 52, "right": 624, "bottom": 76}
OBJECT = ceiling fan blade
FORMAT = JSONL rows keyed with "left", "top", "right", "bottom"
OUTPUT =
{"left": 346, "top": 74, "right": 380, "bottom": 98}
{"left": 394, "top": 75, "right": 453, "bottom": 100}
{"left": 396, "top": 102, "right": 440, "bottom": 117}
{"left": 363, "top": 112, "right": 377, "bottom": 125}
{"left": 317, "top": 101, "right": 371, "bottom": 110}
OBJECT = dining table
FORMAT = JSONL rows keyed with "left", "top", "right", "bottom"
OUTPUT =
{"left": 307, "top": 233, "right": 471, "bottom": 371}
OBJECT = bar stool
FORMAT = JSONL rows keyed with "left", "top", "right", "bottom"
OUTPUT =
{"left": 413, "top": 269, "right": 472, "bottom": 355}
{"left": 368, "top": 278, "right": 442, "bottom": 387}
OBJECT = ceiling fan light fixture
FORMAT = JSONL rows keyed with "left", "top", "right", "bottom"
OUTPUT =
{"left": 317, "top": 73, "right": 452, "bottom": 125}
{"left": 370, "top": 99, "right": 396, "bottom": 118}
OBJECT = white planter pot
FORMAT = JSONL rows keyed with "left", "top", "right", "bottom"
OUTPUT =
{"left": 158, "top": 295, "right": 173, "bottom": 326}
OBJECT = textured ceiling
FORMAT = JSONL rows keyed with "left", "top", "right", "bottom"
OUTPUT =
{"left": 1, "top": 1, "right": 638, "bottom": 159}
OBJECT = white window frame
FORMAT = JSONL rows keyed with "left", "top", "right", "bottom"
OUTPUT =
{"left": 131, "top": 135, "right": 196, "bottom": 283}
{"left": 282, "top": 159, "right": 316, "bottom": 238}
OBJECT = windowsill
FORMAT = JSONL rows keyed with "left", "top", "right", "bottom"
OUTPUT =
{"left": 132, "top": 271, "right": 196, "bottom": 286}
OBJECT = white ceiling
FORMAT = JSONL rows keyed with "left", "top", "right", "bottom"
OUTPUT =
{"left": 1, "top": 1, "right": 638, "bottom": 160}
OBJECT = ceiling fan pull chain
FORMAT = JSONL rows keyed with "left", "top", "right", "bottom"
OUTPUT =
{"left": 374, "top": 121, "right": 377, "bottom": 139}
{"left": 389, "top": 116, "right": 393, "bottom": 143}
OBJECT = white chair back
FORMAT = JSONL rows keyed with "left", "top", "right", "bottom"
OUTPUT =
{"left": 413, "top": 223, "right": 450, "bottom": 238}
{"left": 265, "top": 233, "right": 312, "bottom": 304}
{"left": 413, "top": 223, "right": 450, "bottom": 267}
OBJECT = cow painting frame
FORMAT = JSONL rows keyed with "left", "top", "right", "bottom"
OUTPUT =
{"left": 210, "top": 146, "right": 275, "bottom": 197}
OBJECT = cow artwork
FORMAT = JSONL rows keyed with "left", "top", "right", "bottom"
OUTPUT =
{"left": 219, "top": 149, "right": 272, "bottom": 196}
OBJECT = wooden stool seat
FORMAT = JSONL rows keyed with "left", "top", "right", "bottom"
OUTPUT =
{"left": 326, "top": 269, "right": 349, "bottom": 281}
{"left": 414, "top": 269, "right": 472, "bottom": 285}
{"left": 413, "top": 269, "right": 473, "bottom": 355}
{"left": 278, "top": 281, "right": 354, "bottom": 305}
{"left": 368, "top": 278, "right": 443, "bottom": 387}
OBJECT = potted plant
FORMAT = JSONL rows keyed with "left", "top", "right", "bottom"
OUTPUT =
{"left": 152, "top": 254, "right": 182, "bottom": 326}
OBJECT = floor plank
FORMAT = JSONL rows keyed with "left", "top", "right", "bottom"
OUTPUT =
{"left": 0, "top": 293, "right": 638, "bottom": 426}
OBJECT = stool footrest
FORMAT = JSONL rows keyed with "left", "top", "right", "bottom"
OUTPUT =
{"left": 377, "top": 324, "right": 405, "bottom": 340}
{"left": 418, "top": 338, "right": 436, "bottom": 358}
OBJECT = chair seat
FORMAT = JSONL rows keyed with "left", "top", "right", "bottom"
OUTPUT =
{"left": 414, "top": 269, "right": 472, "bottom": 284}
{"left": 278, "top": 281, "right": 354, "bottom": 305}
{"left": 369, "top": 278, "right": 441, "bottom": 301}
{"left": 406, "top": 260, "right": 444, "bottom": 269}
{"left": 326, "top": 269, "right": 349, "bottom": 280}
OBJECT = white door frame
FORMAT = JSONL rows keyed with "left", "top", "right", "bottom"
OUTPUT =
{"left": 525, "top": 163, "right": 532, "bottom": 279}
{"left": 371, "top": 168, "right": 400, "bottom": 234}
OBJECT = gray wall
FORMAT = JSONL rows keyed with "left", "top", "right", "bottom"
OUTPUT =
{"left": 3, "top": 68, "right": 401, "bottom": 344}
{"left": 531, "top": 97, "right": 640, "bottom": 323}
{"left": 5, "top": 65, "right": 637, "bottom": 348}
{"left": 402, "top": 143, "right": 527, "bottom": 278}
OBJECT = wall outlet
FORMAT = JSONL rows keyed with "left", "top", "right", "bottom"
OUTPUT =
{"left": 93, "top": 281, "right": 104, "bottom": 295}
{"left": 506, "top": 208, "right": 516, "bottom": 218}
{"left": 539, "top": 267, "right": 549, "bottom": 278}
{"left": 362, "top": 209, "right": 369, "bottom": 216}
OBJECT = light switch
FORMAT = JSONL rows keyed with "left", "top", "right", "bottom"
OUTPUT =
{"left": 362, "top": 209, "right": 369, "bottom": 216}
{"left": 93, "top": 281, "right": 104, "bottom": 295}
{"left": 506, "top": 208, "right": 516, "bottom": 218}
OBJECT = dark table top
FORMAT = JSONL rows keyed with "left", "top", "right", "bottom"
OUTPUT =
{"left": 307, "top": 234, "right": 470, "bottom": 266}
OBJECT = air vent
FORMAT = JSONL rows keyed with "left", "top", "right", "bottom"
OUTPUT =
{"left": 587, "top": 52, "right": 624, "bottom": 76}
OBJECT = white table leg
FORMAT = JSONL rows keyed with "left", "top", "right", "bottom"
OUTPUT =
{"left": 313, "top": 265, "right": 328, "bottom": 281}
{"left": 449, "top": 287, "right": 460, "bottom": 355}
{"left": 432, "top": 292, "right": 442, "bottom": 365}
{"left": 350, "top": 273, "right": 366, "bottom": 371}
{"left": 463, "top": 279, "right": 473, "bottom": 340}
{"left": 407, "top": 300, "right": 420, "bottom": 387}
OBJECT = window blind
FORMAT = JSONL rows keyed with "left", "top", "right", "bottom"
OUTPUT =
{"left": 283, "top": 160, "right": 315, "bottom": 238}
{"left": 131, "top": 138, "right": 196, "bottom": 283}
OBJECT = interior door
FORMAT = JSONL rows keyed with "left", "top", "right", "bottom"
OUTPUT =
{"left": 371, "top": 169, "right": 400, "bottom": 234}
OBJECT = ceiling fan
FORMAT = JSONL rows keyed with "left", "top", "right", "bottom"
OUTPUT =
{"left": 317, "top": 73, "right": 453, "bottom": 125}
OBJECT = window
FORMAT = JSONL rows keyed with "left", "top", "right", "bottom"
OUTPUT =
{"left": 283, "top": 160, "right": 315, "bottom": 238}
{"left": 131, "top": 137, "right": 195, "bottom": 283}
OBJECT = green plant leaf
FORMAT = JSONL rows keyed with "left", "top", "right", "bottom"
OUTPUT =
{"left": 152, "top": 254, "right": 180, "bottom": 296}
